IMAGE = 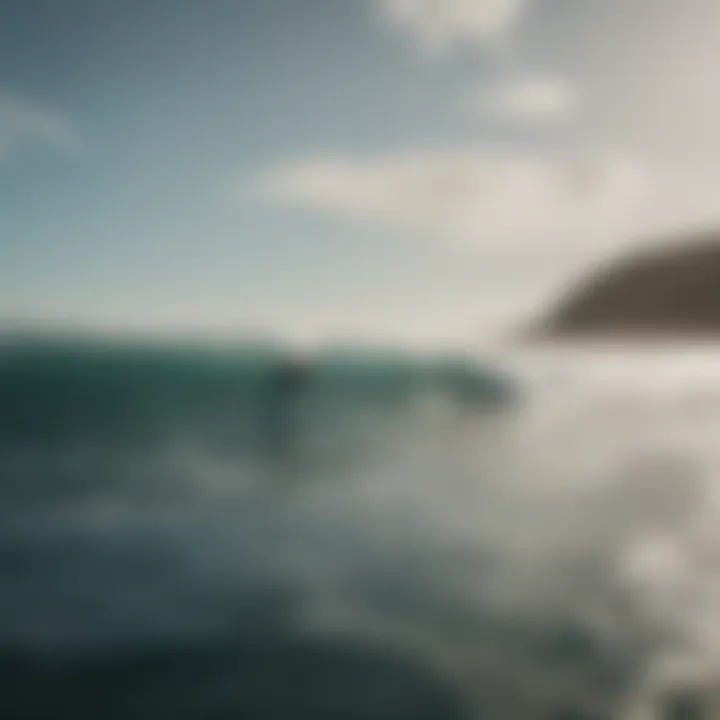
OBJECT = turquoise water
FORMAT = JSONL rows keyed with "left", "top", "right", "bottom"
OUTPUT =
{"left": 0, "top": 339, "right": 515, "bottom": 504}
{"left": 0, "top": 338, "right": 648, "bottom": 719}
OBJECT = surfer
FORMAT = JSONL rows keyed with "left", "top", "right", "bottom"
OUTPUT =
{"left": 260, "top": 357, "right": 311, "bottom": 481}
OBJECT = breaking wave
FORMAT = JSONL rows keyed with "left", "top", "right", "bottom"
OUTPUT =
{"left": 2, "top": 338, "right": 719, "bottom": 718}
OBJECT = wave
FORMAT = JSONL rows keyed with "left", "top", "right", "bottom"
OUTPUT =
{"left": 4, "top": 337, "right": 720, "bottom": 717}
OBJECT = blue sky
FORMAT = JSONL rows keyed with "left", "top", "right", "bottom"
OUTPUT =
{"left": 3, "top": 0, "right": 720, "bottom": 345}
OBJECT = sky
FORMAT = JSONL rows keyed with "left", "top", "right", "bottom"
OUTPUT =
{"left": 3, "top": 0, "right": 720, "bottom": 346}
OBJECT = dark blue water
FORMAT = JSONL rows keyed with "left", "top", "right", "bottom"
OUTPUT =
{"left": 0, "top": 338, "right": 641, "bottom": 719}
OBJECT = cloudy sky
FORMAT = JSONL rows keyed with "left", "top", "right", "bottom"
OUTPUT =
{"left": 3, "top": 0, "right": 720, "bottom": 345}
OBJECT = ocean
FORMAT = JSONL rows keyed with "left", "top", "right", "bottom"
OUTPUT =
{"left": 0, "top": 337, "right": 717, "bottom": 719}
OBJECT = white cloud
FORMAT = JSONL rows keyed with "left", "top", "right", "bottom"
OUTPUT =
{"left": 479, "top": 76, "right": 576, "bottom": 123}
{"left": 0, "top": 92, "right": 77, "bottom": 160}
{"left": 260, "top": 149, "right": 649, "bottom": 255}
{"left": 257, "top": 148, "right": 651, "bottom": 339}
{"left": 376, "top": 0, "right": 527, "bottom": 51}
